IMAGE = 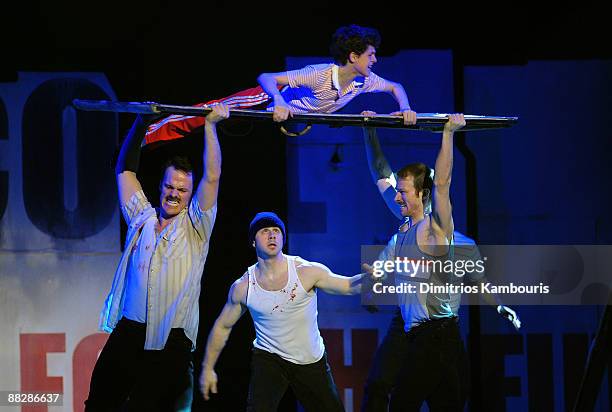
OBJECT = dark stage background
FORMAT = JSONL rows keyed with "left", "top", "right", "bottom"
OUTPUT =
{"left": 1, "top": 2, "right": 611, "bottom": 411}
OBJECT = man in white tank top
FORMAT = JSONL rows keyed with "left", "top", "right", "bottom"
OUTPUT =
{"left": 199, "top": 212, "right": 364, "bottom": 411}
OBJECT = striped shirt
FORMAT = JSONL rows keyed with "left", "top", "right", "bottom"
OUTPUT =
{"left": 99, "top": 190, "right": 216, "bottom": 350}
{"left": 276, "top": 63, "right": 392, "bottom": 113}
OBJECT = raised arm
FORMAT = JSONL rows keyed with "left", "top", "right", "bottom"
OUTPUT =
{"left": 195, "top": 104, "right": 229, "bottom": 212}
{"left": 362, "top": 127, "right": 403, "bottom": 220}
{"left": 116, "top": 115, "right": 148, "bottom": 207}
{"left": 200, "top": 277, "right": 248, "bottom": 400}
{"left": 257, "top": 71, "right": 291, "bottom": 122}
{"left": 431, "top": 114, "right": 465, "bottom": 240}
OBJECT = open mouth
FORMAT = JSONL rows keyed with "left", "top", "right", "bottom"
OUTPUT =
{"left": 166, "top": 198, "right": 180, "bottom": 207}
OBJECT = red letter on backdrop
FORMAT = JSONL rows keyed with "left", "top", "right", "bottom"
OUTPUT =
{"left": 20, "top": 333, "right": 65, "bottom": 412}
{"left": 321, "top": 329, "right": 378, "bottom": 412}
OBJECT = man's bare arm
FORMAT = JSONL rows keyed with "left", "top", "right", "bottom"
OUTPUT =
{"left": 200, "top": 277, "right": 247, "bottom": 400}
{"left": 195, "top": 104, "right": 228, "bottom": 212}
{"left": 431, "top": 114, "right": 465, "bottom": 240}
{"left": 257, "top": 72, "right": 291, "bottom": 122}
{"left": 300, "top": 261, "right": 364, "bottom": 295}
{"left": 376, "top": 80, "right": 416, "bottom": 125}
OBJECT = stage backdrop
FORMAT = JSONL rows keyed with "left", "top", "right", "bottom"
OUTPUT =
{"left": 1, "top": 58, "right": 610, "bottom": 412}
{"left": 0, "top": 73, "right": 119, "bottom": 412}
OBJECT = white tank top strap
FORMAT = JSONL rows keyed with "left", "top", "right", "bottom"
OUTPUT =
{"left": 286, "top": 255, "right": 300, "bottom": 289}
{"left": 289, "top": 255, "right": 316, "bottom": 296}
{"left": 246, "top": 263, "right": 257, "bottom": 307}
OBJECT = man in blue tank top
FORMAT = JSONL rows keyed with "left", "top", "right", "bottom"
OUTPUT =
{"left": 360, "top": 116, "right": 521, "bottom": 411}
{"left": 199, "top": 212, "right": 365, "bottom": 411}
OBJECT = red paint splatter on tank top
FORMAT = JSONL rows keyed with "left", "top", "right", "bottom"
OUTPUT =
{"left": 288, "top": 282, "right": 298, "bottom": 302}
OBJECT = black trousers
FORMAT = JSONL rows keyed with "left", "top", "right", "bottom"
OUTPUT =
{"left": 247, "top": 348, "right": 345, "bottom": 412}
{"left": 85, "top": 318, "right": 194, "bottom": 412}
{"left": 362, "top": 311, "right": 469, "bottom": 412}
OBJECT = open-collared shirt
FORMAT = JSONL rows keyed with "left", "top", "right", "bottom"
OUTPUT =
{"left": 271, "top": 63, "right": 392, "bottom": 113}
{"left": 99, "top": 190, "right": 216, "bottom": 350}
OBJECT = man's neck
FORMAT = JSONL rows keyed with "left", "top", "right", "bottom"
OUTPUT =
{"left": 337, "top": 64, "right": 358, "bottom": 90}
{"left": 156, "top": 210, "right": 177, "bottom": 232}
{"left": 402, "top": 213, "right": 425, "bottom": 231}
{"left": 256, "top": 253, "right": 286, "bottom": 279}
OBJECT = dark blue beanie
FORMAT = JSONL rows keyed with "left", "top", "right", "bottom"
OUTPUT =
{"left": 249, "top": 212, "right": 286, "bottom": 244}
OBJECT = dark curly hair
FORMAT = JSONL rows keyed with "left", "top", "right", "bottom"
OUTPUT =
{"left": 329, "top": 25, "right": 381, "bottom": 65}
